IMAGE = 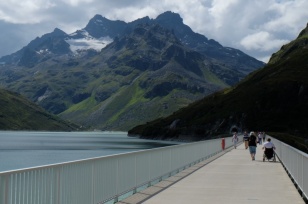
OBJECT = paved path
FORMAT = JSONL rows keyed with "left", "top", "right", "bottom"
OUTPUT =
{"left": 118, "top": 143, "right": 305, "bottom": 204}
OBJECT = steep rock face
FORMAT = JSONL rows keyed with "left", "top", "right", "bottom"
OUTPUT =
{"left": 0, "top": 28, "right": 70, "bottom": 67}
{"left": 84, "top": 14, "right": 127, "bottom": 38}
{"left": 128, "top": 23, "right": 308, "bottom": 141}
{"left": 152, "top": 11, "right": 263, "bottom": 76}
{"left": 269, "top": 23, "right": 308, "bottom": 65}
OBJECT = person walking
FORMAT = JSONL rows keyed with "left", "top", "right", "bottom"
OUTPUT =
{"left": 243, "top": 131, "right": 249, "bottom": 149}
{"left": 232, "top": 132, "right": 238, "bottom": 149}
{"left": 258, "top": 132, "right": 262, "bottom": 145}
{"left": 262, "top": 132, "right": 266, "bottom": 142}
{"left": 248, "top": 131, "right": 258, "bottom": 160}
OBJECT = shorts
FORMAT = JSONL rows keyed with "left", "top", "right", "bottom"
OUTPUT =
{"left": 249, "top": 146, "right": 256, "bottom": 154}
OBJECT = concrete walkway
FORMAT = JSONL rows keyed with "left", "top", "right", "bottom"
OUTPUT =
{"left": 118, "top": 143, "right": 305, "bottom": 204}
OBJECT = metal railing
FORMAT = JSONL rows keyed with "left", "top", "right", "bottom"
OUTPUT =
{"left": 271, "top": 137, "right": 308, "bottom": 201}
{"left": 0, "top": 136, "right": 237, "bottom": 204}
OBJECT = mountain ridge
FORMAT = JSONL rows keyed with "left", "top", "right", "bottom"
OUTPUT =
{"left": 0, "top": 11, "right": 264, "bottom": 72}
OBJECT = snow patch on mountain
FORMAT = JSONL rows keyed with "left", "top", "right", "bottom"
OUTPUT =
{"left": 66, "top": 37, "right": 113, "bottom": 52}
{"left": 36, "top": 49, "right": 51, "bottom": 55}
{"left": 37, "top": 88, "right": 52, "bottom": 102}
{"left": 66, "top": 30, "right": 113, "bottom": 52}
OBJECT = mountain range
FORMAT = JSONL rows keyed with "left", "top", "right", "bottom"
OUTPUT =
{"left": 128, "top": 23, "right": 308, "bottom": 153}
{"left": 0, "top": 11, "right": 264, "bottom": 130}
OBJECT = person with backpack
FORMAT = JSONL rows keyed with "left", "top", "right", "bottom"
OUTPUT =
{"left": 243, "top": 131, "right": 249, "bottom": 149}
{"left": 248, "top": 131, "right": 258, "bottom": 160}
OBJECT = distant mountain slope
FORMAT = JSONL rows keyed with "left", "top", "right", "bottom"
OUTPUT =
{"left": 0, "top": 11, "right": 264, "bottom": 131}
{"left": 0, "top": 28, "right": 70, "bottom": 67}
{"left": 153, "top": 11, "right": 263, "bottom": 75}
{"left": 0, "top": 88, "right": 78, "bottom": 130}
{"left": 268, "top": 23, "right": 308, "bottom": 65}
{"left": 128, "top": 23, "right": 308, "bottom": 152}
{"left": 59, "top": 24, "right": 230, "bottom": 130}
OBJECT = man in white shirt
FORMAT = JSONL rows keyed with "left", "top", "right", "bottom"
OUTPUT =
{"left": 262, "top": 138, "right": 276, "bottom": 150}
{"left": 262, "top": 138, "right": 276, "bottom": 161}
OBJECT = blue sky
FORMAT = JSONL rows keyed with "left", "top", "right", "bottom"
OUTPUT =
{"left": 0, "top": 0, "right": 307, "bottom": 62}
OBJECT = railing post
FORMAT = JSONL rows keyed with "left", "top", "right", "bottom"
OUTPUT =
{"left": 114, "top": 195, "right": 118, "bottom": 203}
{"left": 0, "top": 175, "right": 8, "bottom": 204}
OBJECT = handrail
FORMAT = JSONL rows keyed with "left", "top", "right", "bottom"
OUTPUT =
{"left": 271, "top": 137, "right": 308, "bottom": 201}
{"left": 0, "top": 136, "right": 238, "bottom": 204}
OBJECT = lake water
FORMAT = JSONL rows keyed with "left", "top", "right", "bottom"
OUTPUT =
{"left": 0, "top": 131, "right": 180, "bottom": 172}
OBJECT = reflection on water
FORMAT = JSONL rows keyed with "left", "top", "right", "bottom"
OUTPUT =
{"left": 0, "top": 131, "right": 181, "bottom": 172}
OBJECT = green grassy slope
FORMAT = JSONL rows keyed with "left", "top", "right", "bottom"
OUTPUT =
{"left": 0, "top": 88, "right": 78, "bottom": 130}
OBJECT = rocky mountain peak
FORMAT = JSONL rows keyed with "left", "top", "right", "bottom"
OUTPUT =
{"left": 28, "top": 28, "right": 68, "bottom": 49}
{"left": 269, "top": 22, "right": 308, "bottom": 64}
{"left": 298, "top": 22, "right": 308, "bottom": 38}
{"left": 132, "top": 16, "right": 151, "bottom": 22}
{"left": 132, "top": 23, "right": 176, "bottom": 39}
{"left": 103, "top": 23, "right": 183, "bottom": 69}
{"left": 87, "top": 14, "right": 109, "bottom": 26}
{"left": 92, "top": 14, "right": 104, "bottom": 20}
{"left": 52, "top": 28, "right": 68, "bottom": 36}
{"left": 156, "top": 11, "right": 183, "bottom": 24}
{"left": 84, "top": 14, "right": 126, "bottom": 38}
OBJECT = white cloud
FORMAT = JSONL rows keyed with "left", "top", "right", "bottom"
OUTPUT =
{"left": 0, "top": 0, "right": 55, "bottom": 23}
{"left": 64, "top": 0, "right": 94, "bottom": 7}
{"left": 191, "top": 0, "right": 308, "bottom": 62}
{"left": 240, "top": 31, "right": 289, "bottom": 51}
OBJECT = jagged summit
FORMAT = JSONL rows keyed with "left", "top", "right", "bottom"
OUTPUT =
{"left": 52, "top": 28, "right": 67, "bottom": 36}
{"left": 156, "top": 11, "right": 183, "bottom": 24}
{"left": 0, "top": 11, "right": 263, "bottom": 73}
{"left": 298, "top": 22, "right": 308, "bottom": 38}
{"left": 84, "top": 14, "right": 126, "bottom": 38}
{"left": 92, "top": 14, "right": 104, "bottom": 19}
{"left": 269, "top": 21, "right": 308, "bottom": 64}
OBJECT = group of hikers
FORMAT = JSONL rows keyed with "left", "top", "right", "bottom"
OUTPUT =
{"left": 231, "top": 131, "right": 276, "bottom": 161}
